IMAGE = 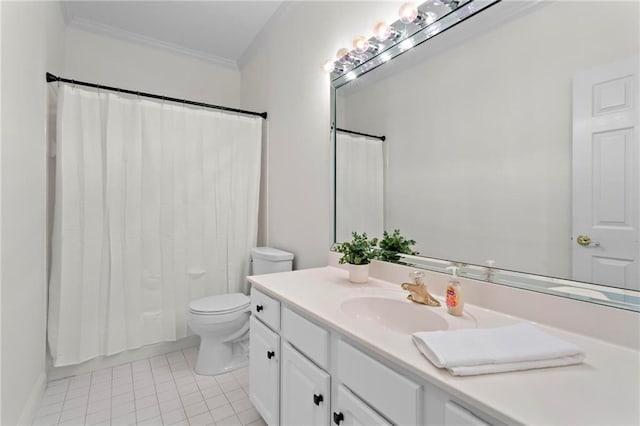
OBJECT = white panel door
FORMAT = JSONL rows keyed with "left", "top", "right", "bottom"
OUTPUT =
{"left": 281, "top": 343, "right": 330, "bottom": 426}
{"left": 249, "top": 316, "right": 280, "bottom": 426}
{"left": 332, "top": 385, "right": 392, "bottom": 426}
{"left": 572, "top": 56, "right": 639, "bottom": 290}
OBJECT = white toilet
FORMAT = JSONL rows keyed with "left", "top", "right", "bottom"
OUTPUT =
{"left": 188, "top": 247, "right": 293, "bottom": 375}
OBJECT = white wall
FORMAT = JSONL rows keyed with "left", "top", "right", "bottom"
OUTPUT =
{"left": 240, "top": 1, "right": 399, "bottom": 269}
{"left": 340, "top": 1, "right": 639, "bottom": 279}
{"left": 64, "top": 27, "right": 241, "bottom": 107}
{"left": 0, "top": 1, "right": 66, "bottom": 424}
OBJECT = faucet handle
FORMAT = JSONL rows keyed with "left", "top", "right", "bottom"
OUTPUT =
{"left": 410, "top": 271, "right": 425, "bottom": 285}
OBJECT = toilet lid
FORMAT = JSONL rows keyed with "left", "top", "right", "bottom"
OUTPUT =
{"left": 189, "top": 293, "right": 250, "bottom": 315}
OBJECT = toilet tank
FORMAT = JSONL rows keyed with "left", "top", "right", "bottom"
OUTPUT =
{"left": 251, "top": 247, "right": 294, "bottom": 275}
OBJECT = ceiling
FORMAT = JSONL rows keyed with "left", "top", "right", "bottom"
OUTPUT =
{"left": 61, "top": 1, "right": 284, "bottom": 68}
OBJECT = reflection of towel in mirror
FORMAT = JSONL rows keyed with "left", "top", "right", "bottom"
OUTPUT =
{"left": 412, "top": 323, "right": 585, "bottom": 376}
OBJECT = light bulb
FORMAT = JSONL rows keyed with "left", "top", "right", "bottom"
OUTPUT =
{"left": 336, "top": 48, "right": 350, "bottom": 60}
{"left": 352, "top": 36, "right": 370, "bottom": 54}
{"left": 321, "top": 59, "right": 335, "bottom": 73}
{"left": 373, "top": 21, "right": 391, "bottom": 41}
{"left": 399, "top": 2, "right": 419, "bottom": 24}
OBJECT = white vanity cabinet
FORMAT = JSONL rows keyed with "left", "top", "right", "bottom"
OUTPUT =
{"left": 250, "top": 288, "right": 498, "bottom": 426}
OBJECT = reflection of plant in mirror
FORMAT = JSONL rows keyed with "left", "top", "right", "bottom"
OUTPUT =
{"left": 377, "top": 229, "right": 418, "bottom": 264}
{"left": 335, "top": 232, "right": 379, "bottom": 265}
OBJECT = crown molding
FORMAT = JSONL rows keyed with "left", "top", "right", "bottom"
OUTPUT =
{"left": 67, "top": 16, "right": 239, "bottom": 70}
{"left": 237, "top": 1, "right": 296, "bottom": 69}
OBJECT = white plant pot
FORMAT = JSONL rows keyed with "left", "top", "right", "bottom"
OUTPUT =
{"left": 348, "top": 263, "right": 369, "bottom": 283}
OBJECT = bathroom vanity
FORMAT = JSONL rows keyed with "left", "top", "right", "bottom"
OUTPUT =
{"left": 248, "top": 265, "right": 640, "bottom": 426}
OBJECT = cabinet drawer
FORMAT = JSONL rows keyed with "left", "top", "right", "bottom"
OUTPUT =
{"left": 334, "top": 385, "right": 391, "bottom": 426}
{"left": 338, "top": 340, "right": 421, "bottom": 426}
{"left": 251, "top": 288, "right": 281, "bottom": 331}
{"left": 282, "top": 307, "right": 329, "bottom": 369}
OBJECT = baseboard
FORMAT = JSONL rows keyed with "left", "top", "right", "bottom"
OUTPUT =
{"left": 47, "top": 336, "right": 200, "bottom": 381}
{"left": 17, "top": 370, "right": 47, "bottom": 425}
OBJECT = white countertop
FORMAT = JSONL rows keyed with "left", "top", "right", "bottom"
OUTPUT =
{"left": 248, "top": 266, "right": 640, "bottom": 426}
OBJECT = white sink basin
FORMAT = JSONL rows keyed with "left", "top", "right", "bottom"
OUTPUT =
{"left": 340, "top": 296, "right": 450, "bottom": 334}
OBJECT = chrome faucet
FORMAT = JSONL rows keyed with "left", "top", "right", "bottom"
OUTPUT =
{"left": 401, "top": 271, "right": 441, "bottom": 307}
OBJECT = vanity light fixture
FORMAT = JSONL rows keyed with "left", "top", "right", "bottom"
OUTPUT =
{"left": 322, "top": 0, "right": 500, "bottom": 81}
{"left": 399, "top": 2, "right": 437, "bottom": 26}
{"left": 352, "top": 36, "right": 370, "bottom": 53}
{"left": 399, "top": 2, "right": 420, "bottom": 24}
{"left": 321, "top": 59, "right": 336, "bottom": 73}
{"left": 373, "top": 21, "right": 402, "bottom": 42}
{"left": 399, "top": 38, "right": 415, "bottom": 51}
{"left": 336, "top": 47, "right": 361, "bottom": 68}
{"left": 336, "top": 48, "right": 350, "bottom": 61}
{"left": 379, "top": 52, "right": 392, "bottom": 62}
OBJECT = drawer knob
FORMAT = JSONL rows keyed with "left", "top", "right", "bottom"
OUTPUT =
{"left": 256, "top": 305, "right": 264, "bottom": 312}
{"left": 333, "top": 412, "right": 344, "bottom": 425}
{"left": 313, "top": 394, "right": 323, "bottom": 406}
{"left": 266, "top": 350, "right": 275, "bottom": 359}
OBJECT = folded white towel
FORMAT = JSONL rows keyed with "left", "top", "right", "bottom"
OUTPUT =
{"left": 412, "top": 323, "right": 585, "bottom": 376}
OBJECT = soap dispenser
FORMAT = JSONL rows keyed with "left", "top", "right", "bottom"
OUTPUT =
{"left": 445, "top": 266, "right": 464, "bottom": 316}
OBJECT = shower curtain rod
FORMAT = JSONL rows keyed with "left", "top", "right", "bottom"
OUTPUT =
{"left": 46, "top": 72, "right": 268, "bottom": 119}
{"left": 335, "top": 127, "right": 386, "bottom": 141}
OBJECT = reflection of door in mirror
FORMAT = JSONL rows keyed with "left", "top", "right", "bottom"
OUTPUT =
{"left": 335, "top": 132, "right": 384, "bottom": 243}
{"left": 572, "top": 57, "right": 639, "bottom": 290}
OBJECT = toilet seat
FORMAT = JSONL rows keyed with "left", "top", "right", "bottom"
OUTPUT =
{"left": 189, "top": 293, "right": 250, "bottom": 316}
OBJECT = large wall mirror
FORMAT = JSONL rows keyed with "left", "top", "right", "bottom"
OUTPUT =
{"left": 332, "top": 0, "right": 640, "bottom": 311}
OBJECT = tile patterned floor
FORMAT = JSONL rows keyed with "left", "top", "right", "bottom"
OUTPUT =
{"left": 32, "top": 348, "right": 265, "bottom": 426}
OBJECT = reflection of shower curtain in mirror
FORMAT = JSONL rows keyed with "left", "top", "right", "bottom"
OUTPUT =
{"left": 336, "top": 133, "right": 384, "bottom": 243}
{"left": 48, "top": 85, "right": 262, "bottom": 367}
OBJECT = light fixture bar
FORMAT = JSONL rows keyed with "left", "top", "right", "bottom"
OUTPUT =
{"left": 330, "top": 0, "right": 500, "bottom": 88}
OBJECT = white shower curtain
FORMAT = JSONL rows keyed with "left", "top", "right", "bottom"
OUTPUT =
{"left": 336, "top": 133, "right": 384, "bottom": 243}
{"left": 48, "top": 85, "right": 262, "bottom": 367}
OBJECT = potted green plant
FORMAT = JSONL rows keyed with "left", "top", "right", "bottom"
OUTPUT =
{"left": 334, "top": 232, "right": 379, "bottom": 283}
{"left": 377, "top": 229, "right": 418, "bottom": 264}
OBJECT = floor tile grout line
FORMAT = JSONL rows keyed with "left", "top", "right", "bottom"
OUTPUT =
{"left": 130, "top": 362, "right": 139, "bottom": 425}
{"left": 51, "top": 377, "right": 70, "bottom": 425}
{"left": 149, "top": 353, "right": 169, "bottom": 425}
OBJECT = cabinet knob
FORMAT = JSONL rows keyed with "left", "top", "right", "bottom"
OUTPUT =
{"left": 266, "top": 350, "right": 275, "bottom": 359}
{"left": 256, "top": 305, "right": 264, "bottom": 312}
{"left": 333, "top": 412, "right": 344, "bottom": 425}
{"left": 313, "top": 394, "right": 323, "bottom": 406}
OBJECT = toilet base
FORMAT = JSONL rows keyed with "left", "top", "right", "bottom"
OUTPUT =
{"left": 194, "top": 336, "right": 249, "bottom": 376}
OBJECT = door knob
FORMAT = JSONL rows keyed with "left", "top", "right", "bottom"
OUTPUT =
{"left": 313, "top": 393, "right": 323, "bottom": 406}
{"left": 577, "top": 235, "right": 600, "bottom": 247}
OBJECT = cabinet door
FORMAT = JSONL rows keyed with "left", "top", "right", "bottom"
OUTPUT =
{"left": 444, "top": 401, "right": 491, "bottom": 426}
{"left": 281, "top": 342, "right": 331, "bottom": 426}
{"left": 332, "top": 385, "right": 392, "bottom": 426}
{"left": 249, "top": 316, "right": 280, "bottom": 426}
